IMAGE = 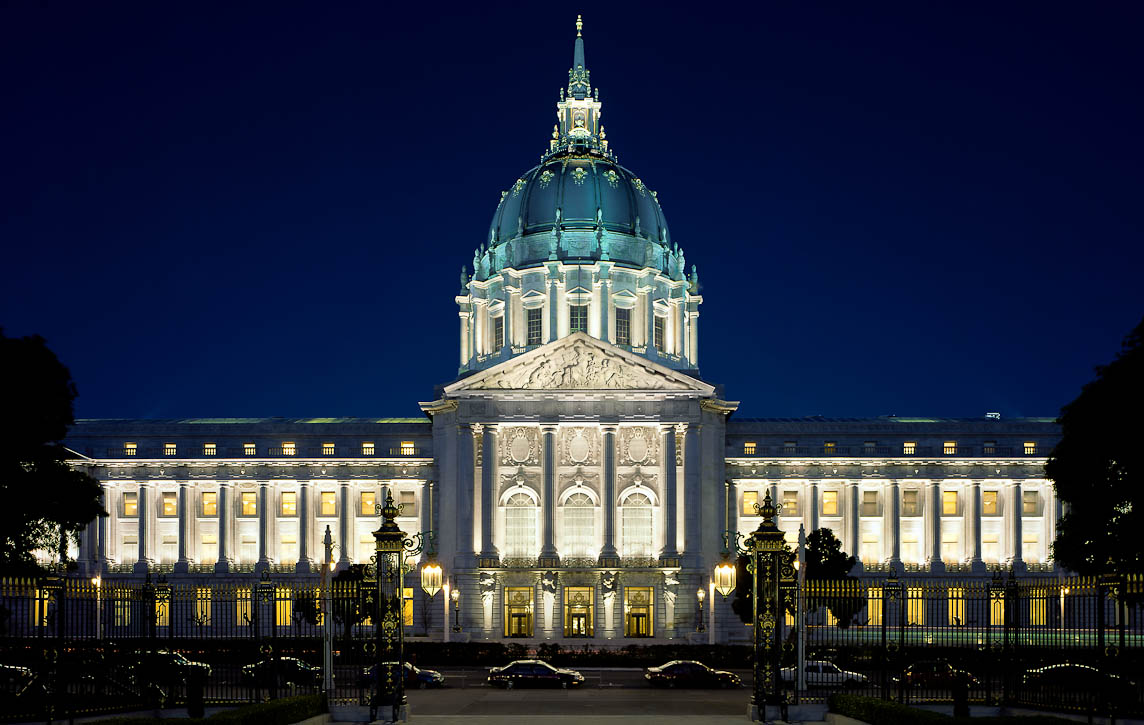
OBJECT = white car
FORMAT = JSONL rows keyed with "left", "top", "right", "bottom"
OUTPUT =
{"left": 779, "top": 660, "right": 867, "bottom": 688}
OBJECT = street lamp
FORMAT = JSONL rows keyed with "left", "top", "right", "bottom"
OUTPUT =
{"left": 696, "top": 587, "right": 706, "bottom": 632}
{"left": 450, "top": 586, "right": 461, "bottom": 632}
{"left": 714, "top": 480, "right": 738, "bottom": 599}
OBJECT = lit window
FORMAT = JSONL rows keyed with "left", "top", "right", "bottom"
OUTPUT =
{"left": 624, "top": 586, "right": 654, "bottom": 637}
{"left": 1022, "top": 491, "right": 1039, "bottom": 515}
{"left": 1023, "top": 441, "right": 1037, "bottom": 455}
{"left": 942, "top": 491, "right": 958, "bottom": 515}
{"left": 621, "top": 493, "right": 653, "bottom": 557}
{"left": 824, "top": 441, "right": 837, "bottom": 454}
{"left": 400, "top": 490, "right": 417, "bottom": 516}
{"left": 322, "top": 442, "right": 335, "bottom": 455}
{"left": 1022, "top": 533, "right": 1039, "bottom": 561}
{"left": 903, "top": 441, "right": 916, "bottom": 455}
{"left": 943, "top": 441, "right": 957, "bottom": 455}
{"left": 505, "top": 492, "right": 538, "bottom": 558}
{"left": 859, "top": 532, "right": 880, "bottom": 563}
{"left": 123, "top": 492, "right": 138, "bottom": 517}
{"left": 360, "top": 491, "right": 376, "bottom": 516}
{"left": 941, "top": 530, "right": 960, "bottom": 562}
{"left": 195, "top": 588, "right": 212, "bottom": 626}
{"left": 493, "top": 315, "right": 505, "bottom": 350}
{"left": 526, "top": 307, "right": 543, "bottom": 346}
{"left": 569, "top": 304, "right": 588, "bottom": 333}
{"left": 281, "top": 491, "right": 297, "bottom": 516}
{"left": 201, "top": 492, "right": 217, "bottom": 517}
{"left": 822, "top": 490, "right": 839, "bottom": 516}
{"left": 241, "top": 492, "right": 257, "bottom": 516}
{"left": 781, "top": 490, "right": 799, "bottom": 517}
{"left": 653, "top": 315, "right": 664, "bottom": 352}
{"left": 504, "top": 586, "right": 534, "bottom": 637}
{"left": 320, "top": 492, "right": 337, "bottom": 516}
{"left": 983, "top": 533, "right": 1001, "bottom": 563}
{"left": 743, "top": 441, "right": 757, "bottom": 455}
{"left": 742, "top": 490, "right": 758, "bottom": 516}
{"left": 400, "top": 441, "right": 416, "bottom": 456}
{"left": 162, "top": 492, "right": 177, "bottom": 517}
{"left": 282, "top": 441, "right": 296, "bottom": 456}
{"left": 615, "top": 307, "right": 631, "bottom": 346}
{"left": 861, "top": 490, "right": 878, "bottom": 516}
{"left": 243, "top": 443, "right": 256, "bottom": 456}
{"left": 203, "top": 443, "right": 216, "bottom": 456}
{"left": 901, "top": 489, "right": 920, "bottom": 516}
{"left": 562, "top": 492, "right": 595, "bottom": 558}
{"left": 362, "top": 442, "right": 375, "bottom": 456}
{"left": 983, "top": 440, "right": 998, "bottom": 455}
{"left": 982, "top": 491, "right": 998, "bottom": 515}
{"left": 125, "top": 442, "right": 137, "bottom": 456}
{"left": 783, "top": 441, "right": 797, "bottom": 453}
{"left": 901, "top": 533, "right": 921, "bottom": 563}
{"left": 164, "top": 443, "right": 177, "bottom": 456}
{"left": 563, "top": 586, "right": 595, "bottom": 637}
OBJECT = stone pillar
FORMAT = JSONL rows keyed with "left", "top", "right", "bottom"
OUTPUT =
{"left": 215, "top": 483, "right": 232, "bottom": 573}
{"left": 174, "top": 481, "right": 191, "bottom": 573}
{"left": 682, "top": 423, "right": 701, "bottom": 567}
{"left": 133, "top": 483, "right": 152, "bottom": 574}
{"left": 547, "top": 276, "right": 558, "bottom": 342}
{"left": 539, "top": 425, "right": 560, "bottom": 566}
{"left": 689, "top": 309, "right": 699, "bottom": 368}
{"left": 846, "top": 481, "right": 860, "bottom": 559}
{"left": 256, "top": 481, "right": 272, "bottom": 572}
{"left": 969, "top": 480, "right": 985, "bottom": 572}
{"left": 599, "top": 279, "right": 610, "bottom": 342}
{"left": 98, "top": 483, "right": 110, "bottom": 573}
{"left": 479, "top": 426, "right": 500, "bottom": 566}
{"left": 599, "top": 425, "right": 619, "bottom": 566}
{"left": 296, "top": 481, "right": 313, "bottom": 574}
{"left": 660, "top": 425, "right": 679, "bottom": 562}
{"left": 338, "top": 481, "right": 352, "bottom": 567}
{"left": 459, "top": 307, "right": 470, "bottom": 367}
{"left": 455, "top": 426, "right": 477, "bottom": 569}
{"left": 805, "top": 481, "right": 819, "bottom": 534}
{"left": 501, "top": 292, "right": 512, "bottom": 354}
{"left": 926, "top": 480, "right": 944, "bottom": 572}
{"left": 885, "top": 480, "right": 901, "bottom": 568}
{"left": 1008, "top": 481, "right": 1025, "bottom": 571}
{"left": 676, "top": 300, "right": 686, "bottom": 358}
{"left": 420, "top": 481, "right": 434, "bottom": 560}
{"left": 644, "top": 289, "right": 655, "bottom": 354}
{"left": 467, "top": 309, "right": 476, "bottom": 364}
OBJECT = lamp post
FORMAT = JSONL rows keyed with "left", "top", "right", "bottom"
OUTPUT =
{"left": 696, "top": 587, "right": 706, "bottom": 632}
{"left": 451, "top": 586, "right": 461, "bottom": 632}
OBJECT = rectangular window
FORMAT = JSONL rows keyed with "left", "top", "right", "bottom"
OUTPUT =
{"left": 125, "top": 442, "right": 137, "bottom": 456}
{"left": 563, "top": 586, "right": 595, "bottom": 637}
{"left": 821, "top": 490, "right": 839, "bottom": 516}
{"left": 982, "top": 533, "right": 1001, "bottom": 563}
{"left": 162, "top": 492, "right": 177, "bottom": 517}
{"left": 569, "top": 304, "right": 588, "bottom": 333}
{"left": 824, "top": 441, "right": 837, "bottom": 454}
{"left": 280, "top": 535, "right": 298, "bottom": 564}
{"left": 360, "top": 491, "right": 376, "bottom": 516}
{"left": 493, "top": 316, "right": 504, "bottom": 350}
{"left": 282, "top": 441, "right": 296, "bottom": 456}
{"left": 114, "top": 593, "right": 132, "bottom": 627}
{"left": 615, "top": 307, "right": 631, "bottom": 346}
{"left": 164, "top": 443, "right": 177, "bottom": 456}
{"left": 236, "top": 588, "right": 251, "bottom": 627}
{"left": 903, "top": 441, "right": 916, "bottom": 455}
{"left": 362, "top": 442, "right": 375, "bottom": 456}
{"left": 123, "top": 492, "right": 138, "bottom": 517}
{"left": 984, "top": 440, "right": 998, "bottom": 455}
{"left": 859, "top": 532, "right": 880, "bottom": 564}
{"left": 901, "top": 533, "right": 921, "bottom": 564}
{"left": 526, "top": 307, "right": 543, "bottom": 346}
{"left": 948, "top": 587, "right": 965, "bottom": 627}
{"left": 943, "top": 440, "right": 958, "bottom": 455}
{"left": 653, "top": 315, "right": 664, "bottom": 352}
{"left": 907, "top": 587, "right": 925, "bottom": 626}
{"left": 867, "top": 587, "right": 883, "bottom": 626}
{"left": 983, "top": 490, "right": 999, "bottom": 515}
{"left": 1029, "top": 587, "right": 1047, "bottom": 625}
{"left": 204, "top": 443, "right": 216, "bottom": 456}
{"left": 742, "top": 490, "right": 759, "bottom": 516}
{"left": 243, "top": 443, "right": 256, "bottom": 456}
{"left": 942, "top": 490, "right": 958, "bottom": 515}
{"left": 861, "top": 490, "right": 878, "bottom": 516}
{"left": 990, "top": 596, "right": 1005, "bottom": 626}
{"left": 864, "top": 441, "right": 877, "bottom": 452}
{"left": 1023, "top": 533, "right": 1039, "bottom": 562}
{"left": 275, "top": 587, "right": 292, "bottom": 626}
{"left": 241, "top": 492, "right": 257, "bottom": 516}
{"left": 901, "top": 489, "right": 920, "bottom": 516}
{"left": 783, "top": 440, "right": 797, "bottom": 453}
{"left": 504, "top": 587, "right": 534, "bottom": 637}
{"left": 195, "top": 588, "right": 211, "bottom": 627}
{"left": 400, "top": 440, "right": 416, "bottom": 456}
{"left": 624, "top": 586, "right": 654, "bottom": 637}
{"left": 1024, "top": 441, "right": 1038, "bottom": 455}
{"left": 400, "top": 490, "right": 417, "bottom": 516}
{"left": 941, "top": 529, "right": 960, "bottom": 562}
{"left": 201, "top": 492, "right": 217, "bottom": 517}
{"left": 743, "top": 441, "right": 757, "bottom": 455}
{"left": 322, "top": 442, "right": 335, "bottom": 456}
{"left": 781, "top": 490, "right": 799, "bottom": 517}
{"left": 320, "top": 491, "right": 337, "bottom": 516}
{"left": 1023, "top": 491, "right": 1039, "bottom": 515}
{"left": 280, "top": 491, "right": 297, "bottom": 516}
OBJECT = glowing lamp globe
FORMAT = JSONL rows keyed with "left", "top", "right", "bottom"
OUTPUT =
{"left": 420, "top": 560, "right": 443, "bottom": 598}
{"left": 713, "top": 559, "right": 736, "bottom": 599}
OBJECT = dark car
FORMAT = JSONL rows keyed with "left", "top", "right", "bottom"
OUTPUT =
{"left": 645, "top": 660, "right": 741, "bottom": 688}
{"left": 488, "top": 660, "right": 584, "bottom": 689}
{"left": 359, "top": 662, "right": 445, "bottom": 690}
{"left": 129, "top": 650, "right": 211, "bottom": 687}
{"left": 0, "top": 664, "right": 40, "bottom": 699}
{"left": 1022, "top": 663, "right": 1137, "bottom": 711}
{"left": 241, "top": 657, "right": 321, "bottom": 689}
{"left": 898, "top": 660, "right": 979, "bottom": 689}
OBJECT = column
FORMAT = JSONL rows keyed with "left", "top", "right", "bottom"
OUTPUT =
{"left": 1045, "top": 485, "right": 1059, "bottom": 567}
{"left": 676, "top": 301, "right": 686, "bottom": 358}
{"left": 1008, "top": 481, "right": 1025, "bottom": 570}
{"left": 98, "top": 483, "right": 110, "bottom": 572}
{"left": 539, "top": 425, "right": 559, "bottom": 566}
{"left": 296, "top": 480, "right": 312, "bottom": 573}
{"left": 420, "top": 480, "right": 434, "bottom": 562}
{"left": 599, "top": 425, "right": 619, "bottom": 565}
{"left": 455, "top": 426, "right": 477, "bottom": 568}
{"left": 256, "top": 481, "right": 272, "bottom": 572}
{"left": 215, "top": 482, "right": 233, "bottom": 573}
{"left": 968, "top": 480, "right": 985, "bottom": 572}
{"left": 726, "top": 478, "right": 738, "bottom": 545}
{"left": 338, "top": 482, "right": 352, "bottom": 567}
{"left": 133, "top": 483, "right": 152, "bottom": 574}
{"left": 459, "top": 308, "right": 470, "bottom": 367}
{"left": 660, "top": 425, "right": 679, "bottom": 562}
{"left": 688, "top": 309, "right": 699, "bottom": 368}
{"left": 467, "top": 309, "right": 476, "bottom": 364}
{"left": 501, "top": 292, "right": 513, "bottom": 354}
{"left": 547, "top": 276, "right": 558, "bottom": 342}
{"left": 598, "top": 279, "right": 610, "bottom": 342}
{"left": 682, "top": 423, "right": 701, "bottom": 566}
{"left": 925, "top": 480, "right": 943, "bottom": 572}
{"left": 804, "top": 481, "right": 819, "bottom": 534}
{"left": 846, "top": 481, "right": 860, "bottom": 559}
{"left": 885, "top": 481, "right": 901, "bottom": 568}
{"left": 644, "top": 289, "right": 655, "bottom": 353}
{"left": 174, "top": 481, "right": 191, "bottom": 573}
{"left": 479, "top": 427, "right": 500, "bottom": 566}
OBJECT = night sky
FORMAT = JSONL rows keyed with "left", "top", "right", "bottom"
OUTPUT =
{"left": 2, "top": 2, "right": 1141, "bottom": 421}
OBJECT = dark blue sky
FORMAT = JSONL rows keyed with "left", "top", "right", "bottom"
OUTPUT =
{"left": 2, "top": 2, "right": 1141, "bottom": 420}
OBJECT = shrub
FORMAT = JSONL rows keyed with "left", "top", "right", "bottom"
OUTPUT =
{"left": 88, "top": 694, "right": 325, "bottom": 725}
{"left": 828, "top": 694, "right": 1081, "bottom": 725}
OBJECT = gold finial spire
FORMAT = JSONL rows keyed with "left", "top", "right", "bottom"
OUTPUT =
{"left": 576, "top": 14, "right": 583, "bottom": 37}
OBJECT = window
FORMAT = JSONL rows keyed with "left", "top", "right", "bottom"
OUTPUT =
{"left": 204, "top": 443, "right": 216, "bottom": 456}
{"left": 526, "top": 307, "right": 543, "bottom": 346}
{"left": 861, "top": 491, "right": 878, "bottom": 516}
{"left": 781, "top": 490, "right": 799, "bottom": 517}
{"left": 621, "top": 492, "right": 653, "bottom": 558}
{"left": 907, "top": 587, "right": 925, "bottom": 626}
{"left": 280, "top": 535, "right": 298, "bottom": 565}
{"left": 164, "top": 443, "right": 177, "bottom": 456}
{"left": 859, "top": 532, "right": 880, "bottom": 564}
{"left": 505, "top": 492, "right": 538, "bottom": 558}
{"left": 901, "top": 489, "right": 920, "bottom": 516}
{"left": 125, "top": 442, "right": 137, "bottom": 456}
{"left": 275, "top": 587, "right": 292, "bottom": 626}
{"left": 236, "top": 588, "right": 252, "bottom": 627}
{"left": 948, "top": 587, "right": 965, "bottom": 627}
{"left": 400, "top": 490, "right": 417, "bottom": 516}
{"left": 943, "top": 441, "right": 957, "bottom": 455}
{"left": 241, "top": 492, "right": 257, "bottom": 516}
{"left": 1024, "top": 441, "right": 1038, "bottom": 455}
{"left": 362, "top": 442, "right": 375, "bottom": 456}
{"left": 562, "top": 492, "right": 595, "bottom": 558}
{"left": 202, "top": 492, "right": 217, "bottom": 517}
{"left": 403, "top": 587, "right": 414, "bottom": 627}
{"left": 864, "top": 441, "right": 877, "bottom": 452}
{"left": 983, "top": 440, "right": 998, "bottom": 455}
{"left": 400, "top": 440, "right": 416, "bottom": 456}
{"left": 504, "top": 587, "right": 534, "bottom": 637}
{"left": 162, "top": 492, "right": 177, "bottom": 517}
{"left": 123, "top": 492, "right": 138, "bottom": 517}
{"left": 320, "top": 491, "right": 337, "bottom": 516}
{"left": 360, "top": 491, "right": 376, "bottom": 516}
{"left": 743, "top": 441, "right": 757, "bottom": 455}
{"left": 653, "top": 315, "right": 665, "bottom": 351}
{"left": 624, "top": 587, "right": 654, "bottom": 637}
{"left": 901, "top": 532, "right": 921, "bottom": 563}
{"left": 941, "top": 529, "right": 960, "bottom": 563}
{"left": 821, "top": 490, "right": 839, "bottom": 516}
{"left": 983, "top": 491, "right": 999, "bottom": 515}
{"left": 243, "top": 443, "right": 256, "bottom": 456}
{"left": 824, "top": 441, "right": 837, "bottom": 454}
{"left": 322, "top": 442, "right": 335, "bottom": 455}
{"left": 493, "top": 315, "right": 504, "bottom": 350}
{"left": 742, "top": 490, "right": 759, "bottom": 516}
{"left": 942, "top": 490, "right": 959, "bottom": 515}
{"left": 282, "top": 441, "right": 296, "bottom": 456}
{"left": 867, "top": 587, "right": 883, "bottom": 626}
{"left": 564, "top": 586, "right": 594, "bottom": 637}
{"left": 903, "top": 441, "right": 916, "bottom": 455}
{"left": 783, "top": 441, "right": 797, "bottom": 453}
{"left": 1022, "top": 533, "right": 1039, "bottom": 562}
{"left": 983, "top": 533, "right": 1001, "bottom": 563}
{"left": 281, "top": 491, "right": 297, "bottom": 516}
{"left": 195, "top": 588, "right": 211, "bottom": 627}
{"left": 615, "top": 307, "right": 631, "bottom": 346}
{"left": 1023, "top": 491, "right": 1039, "bottom": 515}
{"left": 569, "top": 304, "right": 588, "bottom": 333}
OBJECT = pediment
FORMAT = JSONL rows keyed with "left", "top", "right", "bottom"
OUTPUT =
{"left": 445, "top": 332, "right": 715, "bottom": 394}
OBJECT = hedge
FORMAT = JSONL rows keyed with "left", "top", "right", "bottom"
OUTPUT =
{"left": 828, "top": 693, "right": 1083, "bottom": 725}
{"left": 89, "top": 694, "right": 325, "bottom": 725}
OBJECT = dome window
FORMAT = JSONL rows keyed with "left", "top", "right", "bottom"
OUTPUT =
{"left": 615, "top": 308, "right": 631, "bottom": 346}
{"left": 569, "top": 304, "right": 588, "bottom": 334}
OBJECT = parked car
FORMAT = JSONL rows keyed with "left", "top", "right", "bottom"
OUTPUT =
{"left": 645, "top": 660, "right": 741, "bottom": 688}
{"left": 128, "top": 650, "right": 211, "bottom": 686}
{"left": 0, "top": 664, "right": 39, "bottom": 699}
{"left": 241, "top": 657, "right": 321, "bottom": 689}
{"left": 1022, "top": 663, "right": 1136, "bottom": 711}
{"left": 359, "top": 662, "right": 445, "bottom": 689}
{"left": 488, "top": 660, "right": 584, "bottom": 689}
{"left": 896, "top": 660, "right": 978, "bottom": 689}
{"left": 780, "top": 660, "right": 867, "bottom": 688}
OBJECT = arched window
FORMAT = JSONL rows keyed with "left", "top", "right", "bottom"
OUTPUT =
{"left": 621, "top": 492, "right": 653, "bottom": 558}
{"left": 504, "top": 492, "right": 538, "bottom": 558}
{"left": 562, "top": 492, "right": 595, "bottom": 558}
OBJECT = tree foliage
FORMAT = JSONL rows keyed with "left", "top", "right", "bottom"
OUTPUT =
{"left": 0, "top": 329, "right": 104, "bottom": 574}
{"left": 1046, "top": 316, "right": 1144, "bottom": 574}
{"left": 803, "top": 528, "right": 863, "bottom": 629}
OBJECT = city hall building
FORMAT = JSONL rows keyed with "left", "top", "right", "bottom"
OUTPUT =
{"left": 64, "top": 20, "right": 1061, "bottom": 644}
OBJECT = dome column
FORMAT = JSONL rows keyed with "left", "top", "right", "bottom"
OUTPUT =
{"left": 598, "top": 273, "right": 611, "bottom": 343}
{"left": 546, "top": 266, "right": 560, "bottom": 343}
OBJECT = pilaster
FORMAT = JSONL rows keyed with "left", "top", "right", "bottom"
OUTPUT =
{"left": 215, "top": 482, "right": 233, "bottom": 573}
{"left": 599, "top": 424, "right": 619, "bottom": 566}
{"left": 659, "top": 424, "right": 679, "bottom": 564}
{"left": 681, "top": 423, "right": 701, "bottom": 567}
{"left": 968, "top": 480, "right": 985, "bottom": 572}
{"left": 885, "top": 480, "right": 901, "bottom": 569}
{"left": 133, "top": 482, "right": 153, "bottom": 574}
{"left": 479, "top": 425, "right": 500, "bottom": 567}
{"left": 538, "top": 424, "right": 560, "bottom": 567}
{"left": 296, "top": 480, "right": 313, "bottom": 574}
{"left": 255, "top": 481, "right": 272, "bottom": 573}
{"left": 174, "top": 481, "right": 191, "bottom": 573}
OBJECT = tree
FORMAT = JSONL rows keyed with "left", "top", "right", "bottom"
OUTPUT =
{"left": 804, "top": 528, "right": 864, "bottom": 630}
{"left": 0, "top": 329, "right": 104, "bottom": 574}
{"left": 1046, "top": 315, "right": 1144, "bottom": 574}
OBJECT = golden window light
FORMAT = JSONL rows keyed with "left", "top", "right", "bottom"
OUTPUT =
{"left": 822, "top": 490, "right": 839, "bottom": 516}
{"left": 320, "top": 491, "right": 337, "bottom": 516}
{"left": 201, "top": 492, "right": 217, "bottom": 517}
{"left": 162, "top": 492, "right": 177, "bottom": 517}
{"left": 982, "top": 490, "right": 998, "bottom": 515}
{"left": 741, "top": 490, "right": 758, "bottom": 516}
{"left": 903, "top": 441, "right": 916, "bottom": 455}
{"left": 280, "top": 491, "right": 297, "bottom": 516}
{"left": 743, "top": 441, "right": 756, "bottom": 455}
{"left": 124, "top": 442, "right": 137, "bottom": 456}
{"left": 400, "top": 440, "right": 416, "bottom": 456}
{"left": 203, "top": 443, "right": 216, "bottom": 456}
{"left": 362, "top": 441, "right": 375, "bottom": 456}
{"left": 360, "top": 491, "right": 376, "bottom": 516}
{"left": 943, "top": 441, "right": 957, "bottom": 455}
{"left": 243, "top": 443, "right": 256, "bottom": 456}
{"left": 241, "top": 492, "right": 257, "bottom": 516}
{"left": 164, "top": 443, "right": 177, "bottom": 456}
{"left": 282, "top": 441, "right": 296, "bottom": 456}
{"left": 322, "top": 442, "right": 335, "bottom": 455}
{"left": 123, "top": 492, "right": 138, "bottom": 517}
{"left": 942, "top": 490, "right": 958, "bottom": 515}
